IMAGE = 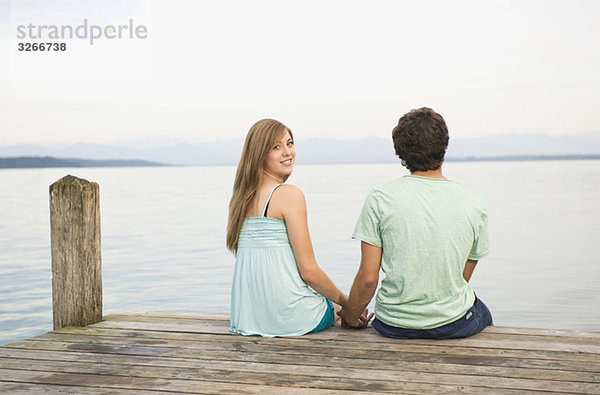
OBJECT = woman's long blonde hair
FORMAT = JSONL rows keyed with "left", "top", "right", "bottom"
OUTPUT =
{"left": 226, "top": 119, "right": 293, "bottom": 254}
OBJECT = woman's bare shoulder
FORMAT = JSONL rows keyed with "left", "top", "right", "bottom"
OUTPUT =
{"left": 270, "top": 184, "right": 306, "bottom": 211}
{"left": 276, "top": 184, "right": 304, "bottom": 199}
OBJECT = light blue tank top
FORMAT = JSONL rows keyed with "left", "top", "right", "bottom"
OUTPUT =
{"left": 230, "top": 184, "right": 328, "bottom": 336}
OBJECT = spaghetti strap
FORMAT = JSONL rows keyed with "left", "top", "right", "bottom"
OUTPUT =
{"left": 262, "top": 184, "right": 283, "bottom": 217}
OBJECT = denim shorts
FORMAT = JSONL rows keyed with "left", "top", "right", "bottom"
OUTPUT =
{"left": 372, "top": 296, "right": 493, "bottom": 340}
{"left": 309, "top": 299, "right": 335, "bottom": 334}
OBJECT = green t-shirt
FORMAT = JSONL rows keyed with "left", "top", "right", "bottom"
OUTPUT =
{"left": 353, "top": 175, "right": 489, "bottom": 329}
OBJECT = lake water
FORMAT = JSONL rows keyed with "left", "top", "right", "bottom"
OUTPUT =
{"left": 1, "top": 161, "right": 599, "bottom": 345}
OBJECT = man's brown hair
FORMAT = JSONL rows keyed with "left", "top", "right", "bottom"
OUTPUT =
{"left": 392, "top": 107, "right": 449, "bottom": 172}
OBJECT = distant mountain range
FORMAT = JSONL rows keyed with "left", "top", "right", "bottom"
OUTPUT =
{"left": 1, "top": 132, "right": 599, "bottom": 166}
{"left": 0, "top": 157, "right": 164, "bottom": 168}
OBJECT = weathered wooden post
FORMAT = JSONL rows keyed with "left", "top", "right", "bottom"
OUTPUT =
{"left": 49, "top": 175, "right": 102, "bottom": 330}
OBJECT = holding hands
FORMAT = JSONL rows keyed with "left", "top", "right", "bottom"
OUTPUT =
{"left": 338, "top": 307, "right": 374, "bottom": 329}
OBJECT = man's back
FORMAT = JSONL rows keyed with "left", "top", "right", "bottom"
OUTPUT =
{"left": 339, "top": 107, "right": 492, "bottom": 339}
{"left": 353, "top": 175, "right": 489, "bottom": 329}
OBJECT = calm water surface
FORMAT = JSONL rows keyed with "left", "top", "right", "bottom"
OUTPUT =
{"left": 1, "top": 161, "right": 599, "bottom": 345}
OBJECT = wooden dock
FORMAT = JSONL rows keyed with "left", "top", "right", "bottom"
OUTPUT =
{"left": 1, "top": 313, "right": 599, "bottom": 394}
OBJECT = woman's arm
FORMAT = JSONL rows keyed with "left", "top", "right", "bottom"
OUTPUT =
{"left": 276, "top": 185, "right": 348, "bottom": 307}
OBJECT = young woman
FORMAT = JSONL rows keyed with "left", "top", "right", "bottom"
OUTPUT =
{"left": 226, "top": 119, "right": 351, "bottom": 336}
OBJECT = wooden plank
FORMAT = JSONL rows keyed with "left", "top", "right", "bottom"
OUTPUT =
{"left": 482, "top": 325, "right": 600, "bottom": 339}
{"left": 0, "top": 368, "right": 514, "bottom": 394}
{"left": 85, "top": 320, "right": 600, "bottom": 359}
{"left": 1, "top": 360, "right": 409, "bottom": 394}
{"left": 100, "top": 314, "right": 600, "bottom": 349}
{"left": 106, "top": 313, "right": 600, "bottom": 339}
{"left": 1, "top": 345, "right": 598, "bottom": 386}
{"left": 307, "top": 326, "right": 600, "bottom": 346}
{"left": 4, "top": 339, "right": 599, "bottom": 384}
{"left": 123, "top": 311, "right": 232, "bottom": 321}
{"left": 58, "top": 324, "right": 600, "bottom": 357}
{"left": 0, "top": 382, "right": 167, "bottom": 394}
{"left": 0, "top": 361, "right": 567, "bottom": 395}
{"left": 16, "top": 331, "right": 600, "bottom": 369}
{"left": 92, "top": 318, "right": 229, "bottom": 335}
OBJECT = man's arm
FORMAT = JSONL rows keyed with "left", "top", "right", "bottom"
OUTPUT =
{"left": 463, "top": 259, "right": 478, "bottom": 282}
{"left": 338, "top": 241, "right": 381, "bottom": 328}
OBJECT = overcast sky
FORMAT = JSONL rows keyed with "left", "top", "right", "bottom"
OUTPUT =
{"left": 1, "top": 0, "right": 599, "bottom": 146}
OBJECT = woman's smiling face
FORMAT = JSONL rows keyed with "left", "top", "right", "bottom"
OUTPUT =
{"left": 263, "top": 130, "right": 295, "bottom": 181}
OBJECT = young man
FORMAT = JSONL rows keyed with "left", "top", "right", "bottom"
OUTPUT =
{"left": 339, "top": 107, "right": 493, "bottom": 339}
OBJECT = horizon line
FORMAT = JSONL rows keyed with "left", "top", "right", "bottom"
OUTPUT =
{"left": 1, "top": 130, "right": 600, "bottom": 148}
{"left": 1, "top": 154, "right": 600, "bottom": 169}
